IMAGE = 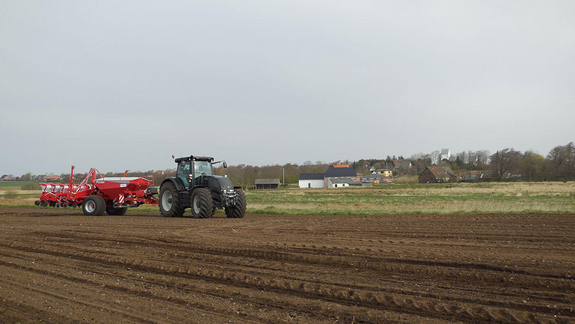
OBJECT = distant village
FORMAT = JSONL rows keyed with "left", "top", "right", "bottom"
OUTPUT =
{"left": 2, "top": 142, "right": 574, "bottom": 188}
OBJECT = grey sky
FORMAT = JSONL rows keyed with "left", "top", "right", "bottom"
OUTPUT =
{"left": 1, "top": 1, "right": 574, "bottom": 175}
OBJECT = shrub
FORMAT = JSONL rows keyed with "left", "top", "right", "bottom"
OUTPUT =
{"left": 4, "top": 190, "right": 18, "bottom": 199}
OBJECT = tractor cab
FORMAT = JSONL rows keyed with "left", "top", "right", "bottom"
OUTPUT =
{"left": 175, "top": 156, "right": 216, "bottom": 188}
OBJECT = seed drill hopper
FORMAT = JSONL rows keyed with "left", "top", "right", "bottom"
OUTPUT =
{"left": 35, "top": 166, "right": 158, "bottom": 216}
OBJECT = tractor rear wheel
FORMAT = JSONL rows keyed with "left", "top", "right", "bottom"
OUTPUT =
{"left": 106, "top": 207, "right": 127, "bottom": 216}
{"left": 159, "top": 182, "right": 184, "bottom": 217}
{"left": 82, "top": 195, "right": 106, "bottom": 216}
{"left": 190, "top": 188, "right": 213, "bottom": 219}
{"left": 225, "top": 189, "right": 246, "bottom": 218}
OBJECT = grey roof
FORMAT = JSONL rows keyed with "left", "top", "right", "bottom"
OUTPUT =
{"left": 442, "top": 166, "right": 456, "bottom": 177}
{"left": 255, "top": 179, "right": 280, "bottom": 185}
{"left": 329, "top": 177, "right": 353, "bottom": 184}
{"left": 394, "top": 161, "right": 412, "bottom": 169}
{"left": 299, "top": 173, "right": 325, "bottom": 180}
{"left": 324, "top": 166, "right": 357, "bottom": 178}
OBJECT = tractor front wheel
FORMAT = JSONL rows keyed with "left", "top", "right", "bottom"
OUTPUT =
{"left": 159, "top": 182, "right": 184, "bottom": 217}
{"left": 82, "top": 195, "right": 106, "bottom": 216}
{"left": 190, "top": 188, "right": 213, "bottom": 219}
{"left": 225, "top": 189, "right": 246, "bottom": 218}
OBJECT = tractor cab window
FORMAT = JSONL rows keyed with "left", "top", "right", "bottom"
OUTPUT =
{"left": 177, "top": 161, "right": 190, "bottom": 187}
{"left": 193, "top": 161, "right": 213, "bottom": 177}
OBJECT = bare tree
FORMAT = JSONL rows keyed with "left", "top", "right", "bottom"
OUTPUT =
{"left": 410, "top": 153, "right": 432, "bottom": 175}
{"left": 430, "top": 150, "right": 440, "bottom": 165}
{"left": 546, "top": 142, "right": 575, "bottom": 181}
{"left": 454, "top": 151, "right": 467, "bottom": 169}
{"left": 490, "top": 148, "right": 521, "bottom": 181}
{"left": 475, "top": 150, "right": 490, "bottom": 170}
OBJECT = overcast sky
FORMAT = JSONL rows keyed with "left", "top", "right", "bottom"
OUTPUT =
{"left": 1, "top": 1, "right": 574, "bottom": 175}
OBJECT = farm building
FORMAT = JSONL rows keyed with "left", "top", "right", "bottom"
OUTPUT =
{"left": 325, "top": 164, "right": 357, "bottom": 188}
{"left": 418, "top": 166, "right": 454, "bottom": 183}
{"left": 255, "top": 179, "right": 280, "bottom": 189}
{"left": 328, "top": 178, "right": 353, "bottom": 188}
{"left": 298, "top": 173, "right": 325, "bottom": 189}
{"left": 299, "top": 164, "right": 359, "bottom": 189}
{"left": 324, "top": 164, "right": 357, "bottom": 178}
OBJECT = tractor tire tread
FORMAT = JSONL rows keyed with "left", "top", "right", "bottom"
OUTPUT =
{"left": 226, "top": 189, "right": 246, "bottom": 218}
{"left": 159, "top": 182, "right": 184, "bottom": 217}
{"left": 191, "top": 188, "right": 213, "bottom": 219}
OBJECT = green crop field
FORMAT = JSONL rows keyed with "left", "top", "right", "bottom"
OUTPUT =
{"left": 0, "top": 182, "right": 29, "bottom": 188}
{"left": 245, "top": 182, "right": 575, "bottom": 215}
{"left": 2, "top": 181, "right": 574, "bottom": 214}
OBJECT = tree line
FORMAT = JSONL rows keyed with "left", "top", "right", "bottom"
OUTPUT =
{"left": 4, "top": 142, "right": 574, "bottom": 186}
{"left": 413, "top": 142, "right": 574, "bottom": 182}
{"left": 218, "top": 142, "right": 574, "bottom": 186}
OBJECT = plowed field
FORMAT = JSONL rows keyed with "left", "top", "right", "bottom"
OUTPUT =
{"left": 0, "top": 207, "right": 573, "bottom": 323}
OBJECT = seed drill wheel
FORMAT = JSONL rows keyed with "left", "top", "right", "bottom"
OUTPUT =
{"left": 82, "top": 195, "right": 106, "bottom": 216}
{"left": 159, "top": 182, "right": 184, "bottom": 217}
{"left": 106, "top": 207, "right": 128, "bottom": 216}
{"left": 190, "top": 188, "right": 214, "bottom": 219}
{"left": 225, "top": 189, "right": 246, "bottom": 218}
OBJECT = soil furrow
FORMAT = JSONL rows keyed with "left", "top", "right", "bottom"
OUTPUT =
{"left": 1, "top": 208, "right": 573, "bottom": 323}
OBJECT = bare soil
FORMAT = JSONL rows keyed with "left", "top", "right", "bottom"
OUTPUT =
{"left": 0, "top": 207, "right": 573, "bottom": 323}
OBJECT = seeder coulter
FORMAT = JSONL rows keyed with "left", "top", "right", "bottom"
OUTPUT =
{"left": 35, "top": 166, "right": 158, "bottom": 216}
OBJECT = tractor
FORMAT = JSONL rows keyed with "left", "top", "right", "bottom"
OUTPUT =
{"left": 158, "top": 155, "right": 246, "bottom": 218}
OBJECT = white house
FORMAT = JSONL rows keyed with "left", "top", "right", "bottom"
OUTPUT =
{"left": 298, "top": 173, "right": 325, "bottom": 188}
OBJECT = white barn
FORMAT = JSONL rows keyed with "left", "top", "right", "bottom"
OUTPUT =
{"left": 298, "top": 173, "right": 325, "bottom": 189}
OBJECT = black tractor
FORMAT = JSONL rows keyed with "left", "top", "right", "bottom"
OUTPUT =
{"left": 158, "top": 155, "right": 246, "bottom": 218}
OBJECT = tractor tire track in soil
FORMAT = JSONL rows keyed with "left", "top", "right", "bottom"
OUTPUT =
{"left": 0, "top": 207, "right": 574, "bottom": 323}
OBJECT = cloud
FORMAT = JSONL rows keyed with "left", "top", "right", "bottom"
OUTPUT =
{"left": 1, "top": 1, "right": 574, "bottom": 175}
